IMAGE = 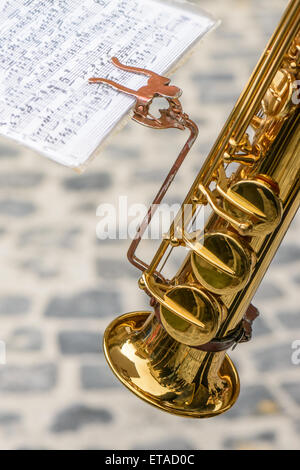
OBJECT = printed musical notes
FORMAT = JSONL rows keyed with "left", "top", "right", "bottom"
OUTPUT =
{"left": 0, "top": 0, "right": 215, "bottom": 169}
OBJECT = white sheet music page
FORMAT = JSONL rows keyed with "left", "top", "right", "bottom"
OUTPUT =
{"left": 0, "top": 0, "right": 215, "bottom": 169}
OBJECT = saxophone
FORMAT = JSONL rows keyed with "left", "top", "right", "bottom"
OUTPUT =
{"left": 97, "top": 0, "right": 300, "bottom": 418}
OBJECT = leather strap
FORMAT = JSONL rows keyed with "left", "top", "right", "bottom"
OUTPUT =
{"left": 153, "top": 301, "right": 259, "bottom": 352}
{"left": 195, "top": 303, "right": 259, "bottom": 352}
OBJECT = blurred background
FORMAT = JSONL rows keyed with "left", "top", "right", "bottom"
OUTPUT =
{"left": 0, "top": 0, "right": 299, "bottom": 450}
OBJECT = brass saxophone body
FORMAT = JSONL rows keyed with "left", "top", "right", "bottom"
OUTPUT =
{"left": 103, "top": 0, "right": 300, "bottom": 418}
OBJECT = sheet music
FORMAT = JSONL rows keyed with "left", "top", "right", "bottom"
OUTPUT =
{"left": 0, "top": 0, "right": 215, "bottom": 169}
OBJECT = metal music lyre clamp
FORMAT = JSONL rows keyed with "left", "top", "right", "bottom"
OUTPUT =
{"left": 89, "top": 57, "right": 199, "bottom": 274}
{"left": 89, "top": 56, "right": 186, "bottom": 130}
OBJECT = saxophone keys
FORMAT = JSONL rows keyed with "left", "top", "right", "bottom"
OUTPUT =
{"left": 196, "top": 184, "right": 254, "bottom": 236}
{"left": 141, "top": 272, "right": 222, "bottom": 346}
{"left": 223, "top": 176, "right": 283, "bottom": 236}
{"left": 140, "top": 272, "right": 205, "bottom": 328}
{"left": 262, "top": 68, "right": 295, "bottom": 118}
{"left": 223, "top": 151, "right": 261, "bottom": 165}
{"left": 190, "top": 231, "right": 254, "bottom": 295}
{"left": 160, "top": 285, "right": 221, "bottom": 347}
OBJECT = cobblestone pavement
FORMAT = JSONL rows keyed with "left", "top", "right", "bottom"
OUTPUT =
{"left": 0, "top": 0, "right": 299, "bottom": 450}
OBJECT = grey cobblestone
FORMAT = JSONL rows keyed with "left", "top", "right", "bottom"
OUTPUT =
{"left": 0, "top": 143, "right": 19, "bottom": 157}
{"left": 281, "top": 382, "right": 300, "bottom": 406}
{"left": 225, "top": 385, "right": 280, "bottom": 418}
{"left": 45, "top": 290, "right": 121, "bottom": 318}
{"left": 0, "top": 199, "right": 36, "bottom": 217}
{"left": 273, "top": 244, "right": 300, "bottom": 264}
{"left": 254, "top": 343, "right": 296, "bottom": 372}
{"left": 0, "top": 296, "right": 31, "bottom": 316}
{"left": 19, "top": 226, "right": 81, "bottom": 249}
{"left": 253, "top": 281, "right": 284, "bottom": 300}
{"left": 200, "top": 90, "right": 240, "bottom": 105}
{"left": 58, "top": 331, "right": 102, "bottom": 355}
{"left": 133, "top": 169, "right": 170, "bottom": 182}
{"left": 80, "top": 364, "right": 121, "bottom": 389}
{"left": 96, "top": 258, "right": 139, "bottom": 279}
{"left": 50, "top": 404, "right": 113, "bottom": 433}
{"left": 106, "top": 143, "right": 140, "bottom": 159}
{"left": 191, "top": 72, "right": 235, "bottom": 84}
{"left": 251, "top": 316, "right": 272, "bottom": 337}
{"left": 132, "top": 438, "right": 195, "bottom": 451}
{"left": 0, "top": 364, "right": 57, "bottom": 392}
{"left": 74, "top": 201, "right": 98, "bottom": 213}
{"left": 293, "top": 274, "right": 300, "bottom": 284}
{"left": 63, "top": 172, "right": 112, "bottom": 191}
{"left": 212, "top": 49, "right": 260, "bottom": 63}
{"left": 8, "top": 328, "right": 43, "bottom": 352}
{"left": 0, "top": 172, "right": 43, "bottom": 188}
{"left": 223, "top": 432, "right": 276, "bottom": 450}
{"left": 294, "top": 421, "right": 300, "bottom": 434}
{"left": 277, "top": 310, "right": 300, "bottom": 329}
{"left": 20, "top": 258, "right": 59, "bottom": 278}
{"left": 0, "top": 413, "right": 21, "bottom": 426}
